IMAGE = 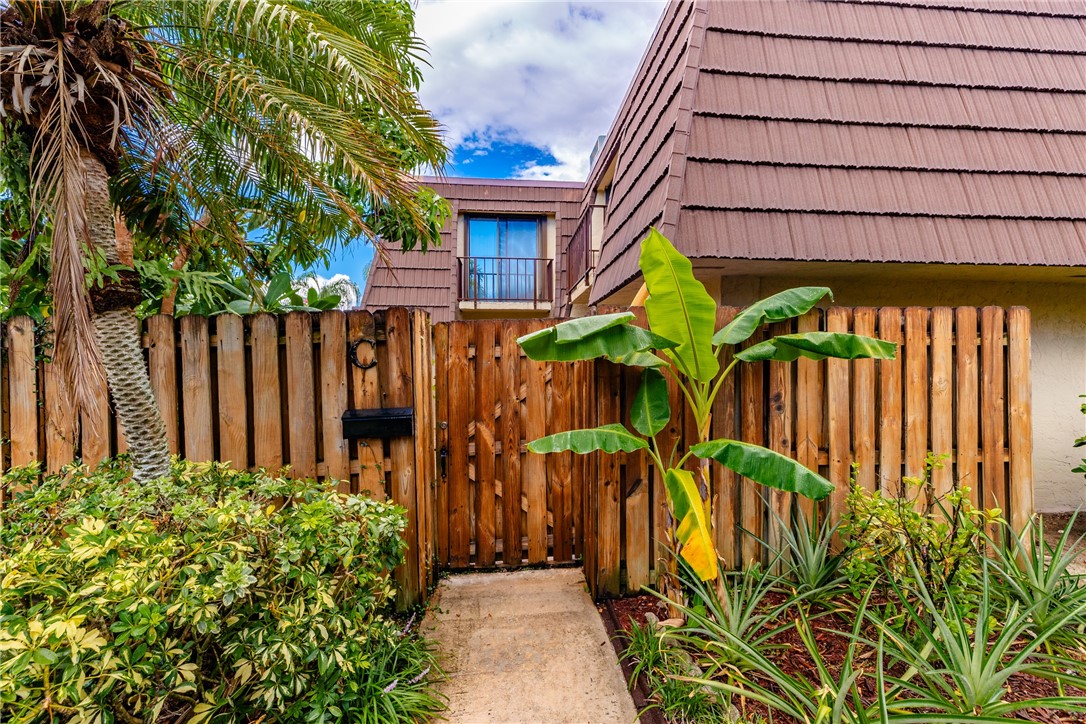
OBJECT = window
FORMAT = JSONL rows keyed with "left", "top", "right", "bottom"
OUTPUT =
{"left": 461, "top": 215, "right": 550, "bottom": 302}
{"left": 465, "top": 216, "right": 543, "bottom": 258}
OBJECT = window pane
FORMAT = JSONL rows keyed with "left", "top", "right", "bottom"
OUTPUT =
{"left": 502, "top": 219, "right": 540, "bottom": 258}
{"left": 467, "top": 218, "right": 498, "bottom": 257}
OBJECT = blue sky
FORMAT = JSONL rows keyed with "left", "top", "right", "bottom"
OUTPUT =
{"left": 302, "top": 1, "right": 664, "bottom": 290}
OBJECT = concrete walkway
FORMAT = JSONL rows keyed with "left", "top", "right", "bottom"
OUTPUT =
{"left": 421, "top": 568, "right": 638, "bottom": 723}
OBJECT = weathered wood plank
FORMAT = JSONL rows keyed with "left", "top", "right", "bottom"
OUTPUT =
{"left": 146, "top": 315, "right": 179, "bottom": 454}
{"left": 929, "top": 308, "right": 954, "bottom": 498}
{"left": 474, "top": 321, "right": 498, "bottom": 566}
{"left": 319, "top": 311, "right": 350, "bottom": 488}
{"left": 596, "top": 359, "right": 622, "bottom": 596}
{"left": 740, "top": 329, "right": 765, "bottom": 567}
{"left": 180, "top": 315, "right": 213, "bottom": 462}
{"left": 794, "top": 309, "right": 823, "bottom": 523}
{"left": 42, "top": 331, "right": 75, "bottom": 473}
{"left": 877, "top": 308, "right": 904, "bottom": 495}
{"left": 500, "top": 323, "right": 523, "bottom": 565}
{"left": 216, "top": 314, "right": 248, "bottom": 470}
{"left": 712, "top": 307, "right": 740, "bottom": 569}
{"left": 826, "top": 308, "right": 851, "bottom": 529}
{"left": 250, "top": 314, "right": 282, "bottom": 472}
{"left": 851, "top": 308, "right": 877, "bottom": 492}
{"left": 980, "top": 306, "right": 1007, "bottom": 537}
{"left": 955, "top": 307, "right": 980, "bottom": 507}
{"left": 524, "top": 325, "right": 548, "bottom": 564}
{"left": 7, "top": 318, "right": 38, "bottom": 468}
{"left": 1007, "top": 307, "right": 1033, "bottom": 534}
{"left": 410, "top": 310, "right": 435, "bottom": 590}
{"left": 383, "top": 308, "right": 420, "bottom": 605}
{"left": 434, "top": 321, "right": 450, "bottom": 564}
{"left": 904, "top": 308, "right": 930, "bottom": 482}
{"left": 346, "top": 311, "right": 383, "bottom": 496}
{"left": 285, "top": 313, "right": 316, "bottom": 479}
{"left": 767, "top": 320, "right": 793, "bottom": 570}
{"left": 447, "top": 322, "right": 472, "bottom": 565}
{"left": 549, "top": 361, "right": 573, "bottom": 562}
{"left": 624, "top": 361, "right": 650, "bottom": 592}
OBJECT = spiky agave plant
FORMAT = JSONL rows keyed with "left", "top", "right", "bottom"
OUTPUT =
{"left": 0, "top": 0, "right": 446, "bottom": 481}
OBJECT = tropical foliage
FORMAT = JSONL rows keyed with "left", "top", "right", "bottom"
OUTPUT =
{"left": 0, "top": 459, "right": 443, "bottom": 723}
{"left": 0, "top": 0, "right": 447, "bottom": 481}
{"left": 519, "top": 229, "right": 895, "bottom": 581}
{"left": 624, "top": 512, "right": 1086, "bottom": 723}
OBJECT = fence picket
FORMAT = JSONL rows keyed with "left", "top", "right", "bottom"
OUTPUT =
{"left": 981, "top": 307, "right": 1007, "bottom": 537}
{"left": 500, "top": 324, "right": 523, "bottom": 565}
{"left": 216, "top": 314, "right": 248, "bottom": 470}
{"left": 827, "top": 308, "right": 851, "bottom": 529}
{"left": 7, "top": 318, "right": 38, "bottom": 468}
{"left": 877, "top": 308, "right": 904, "bottom": 495}
{"left": 285, "top": 313, "right": 316, "bottom": 478}
{"left": 851, "top": 308, "right": 877, "bottom": 492}
{"left": 930, "top": 308, "right": 954, "bottom": 497}
{"left": 904, "top": 308, "right": 930, "bottom": 481}
{"left": 474, "top": 321, "right": 497, "bottom": 566}
{"left": 180, "top": 315, "right": 213, "bottom": 462}
{"left": 147, "top": 315, "right": 179, "bottom": 454}
{"left": 251, "top": 314, "right": 283, "bottom": 471}
{"left": 1007, "top": 307, "right": 1033, "bottom": 534}
{"left": 319, "top": 311, "right": 349, "bottom": 488}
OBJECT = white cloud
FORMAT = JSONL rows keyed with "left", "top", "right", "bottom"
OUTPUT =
{"left": 416, "top": 1, "right": 665, "bottom": 181}
{"left": 294, "top": 273, "right": 360, "bottom": 309}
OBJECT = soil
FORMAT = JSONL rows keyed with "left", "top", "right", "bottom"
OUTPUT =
{"left": 605, "top": 592, "right": 1086, "bottom": 724}
{"left": 1040, "top": 513, "right": 1086, "bottom": 569}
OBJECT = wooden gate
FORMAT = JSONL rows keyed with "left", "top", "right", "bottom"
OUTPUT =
{"left": 433, "top": 319, "right": 585, "bottom": 568}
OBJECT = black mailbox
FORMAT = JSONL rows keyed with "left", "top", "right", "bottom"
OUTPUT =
{"left": 342, "top": 408, "right": 414, "bottom": 439}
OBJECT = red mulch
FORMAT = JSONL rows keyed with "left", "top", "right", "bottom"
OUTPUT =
{"left": 607, "top": 592, "right": 1086, "bottom": 724}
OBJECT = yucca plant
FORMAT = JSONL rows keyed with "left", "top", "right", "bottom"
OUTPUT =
{"left": 520, "top": 229, "right": 895, "bottom": 583}
{"left": 0, "top": 0, "right": 446, "bottom": 481}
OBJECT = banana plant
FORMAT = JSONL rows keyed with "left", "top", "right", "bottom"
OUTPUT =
{"left": 519, "top": 229, "right": 895, "bottom": 583}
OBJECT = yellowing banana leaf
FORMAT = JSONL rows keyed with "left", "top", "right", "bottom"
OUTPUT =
{"left": 692, "top": 439, "right": 834, "bottom": 500}
{"left": 664, "top": 468, "right": 719, "bottom": 581}
{"left": 735, "top": 332, "right": 896, "bottom": 362}
{"left": 639, "top": 229, "right": 719, "bottom": 383}
{"left": 713, "top": 287, "right": 832, "bottom": 346}
{"left": 527, "top": 423, "right": 648, "bottom": 455}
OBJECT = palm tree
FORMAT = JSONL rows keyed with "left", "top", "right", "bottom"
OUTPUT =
{"left": 0, "top": 0, "right": 447, "bottom": 481}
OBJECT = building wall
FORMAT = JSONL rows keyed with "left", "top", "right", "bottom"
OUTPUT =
{"left": 715, "top": 273, "right": 1086, "bottom": 513}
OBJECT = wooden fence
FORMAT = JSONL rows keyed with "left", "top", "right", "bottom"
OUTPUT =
{"left": 0, "top": 308, "right": 437, "bottom": 608}
{"left": 580, "top": 306, "right": 1033, "bottom": 598}
{"left": 2, "top": 305, "right": 1034, "bottom": 602}
{"left": 433, "top": 319, "right": 585, "bottom": 568}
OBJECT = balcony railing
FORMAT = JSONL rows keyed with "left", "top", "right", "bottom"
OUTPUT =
{"left": 567, "top": 210, "right": 592, "bottom": 290}
{"left": 458, "top": 257, "right": 553, "bottom": 305}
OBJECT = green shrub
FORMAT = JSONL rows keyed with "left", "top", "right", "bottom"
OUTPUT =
{"left": 0, "top": 458, "right": 443, "bottom": 723}
{"left": 839, "top": 456, "right": 999, "bottom": 599}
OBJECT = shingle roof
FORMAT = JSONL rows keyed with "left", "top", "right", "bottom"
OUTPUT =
{"left": 590, "top": 0, "right": 1086, "bottom": 303}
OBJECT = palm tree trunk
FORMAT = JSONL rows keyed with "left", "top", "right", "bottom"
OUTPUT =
{"left": 82, "top": 148, "right": 172, "bottom": 481}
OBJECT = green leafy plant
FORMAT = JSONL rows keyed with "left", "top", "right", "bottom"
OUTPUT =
{"left": 839, "top": 455, "right": 999, "bottom": 600}
{"left": 0, "top": 459, "right": 443, "bottom": 723}
{"left": 623, "top": 620, "right": 736, "bottom": 723}
{"left": 520, "top": 229, "right": 895, "bottom": 581}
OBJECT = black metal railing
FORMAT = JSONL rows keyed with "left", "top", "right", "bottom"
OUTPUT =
{"left": 567, "top": 210, "right": 592, "bottom": 290}
{"left": 458, "top": 257, "right": 553, "bottom": 305}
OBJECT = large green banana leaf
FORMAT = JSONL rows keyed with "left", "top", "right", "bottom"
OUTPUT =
{"left": 664, "top": 468, "right": 719, "bottom": 581}
{"left": 608, "top": 350, "right": 669, "bottom": 369}
{"left": 518, "top": 312, "right": 674, "bottom": 363}
{"left": 735, "top": 332, "right": 896, "bottom": 362}
{"left": 639, "top": 229, "right": 720, "bottom": 383}
{"left": 527, "top": 423, "right": 648, "bottom": 455}
{"left": 713, "top": 287, "right": 832, "bottom": 346}
{"left": 631, "top": 368, "right": 670, "bottom": 437}
{"left": 691, "top": 439, "right": 834, "bottom": 500}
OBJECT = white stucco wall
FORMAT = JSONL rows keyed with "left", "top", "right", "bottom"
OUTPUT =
{"left": 714, "top": 273, "right": 1086, "bottom": 513}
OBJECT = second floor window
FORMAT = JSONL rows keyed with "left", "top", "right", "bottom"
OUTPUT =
{"left": 462, "top": 215, "right": 548, "bottom": 302}
{"left": 466, "top": 215, "right": 544, "bottom": 258}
